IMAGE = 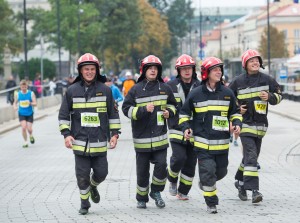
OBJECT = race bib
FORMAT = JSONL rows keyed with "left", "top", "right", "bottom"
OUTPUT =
{"left": 212, "top": 116, "right": 229, "bottom": 131}
{"left": 157, "top": 111, "right": 164, "bottom": 126}
{"left": 254, "top": 101, "right": 267, "bottom": 114}
{"left": 81, "top": 112, "right": 100, "bottom": 127}
{"left": 19, "top": 100, "right": 30, "bottom": 108}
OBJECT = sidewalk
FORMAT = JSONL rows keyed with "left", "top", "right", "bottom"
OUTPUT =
{"left": 268, "top": 99, "right": 300, "bottom": 122}
{"left": 0, "top": 105, "right": 60, "bottom": 135}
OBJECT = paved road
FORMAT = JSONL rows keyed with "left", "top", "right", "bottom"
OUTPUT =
{"left": 0, "top": 105, "right": 300, "bottom": 223}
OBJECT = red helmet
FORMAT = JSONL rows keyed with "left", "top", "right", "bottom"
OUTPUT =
{"left": 175, "top": 54, "right": 196, "bottom": 69}
{"left": 201, "top": 57, "right": 223, "bottom": 81}
{"left": 139, "top": 55, "right": 162, "bottom": 74}
{"left": 241, "top": 49, "right": 264, "bottom": 69}
{"left": 76, "top": 53, "right": 106, "bottom": 83}
{"left": 138, "top": 55, "right": 163, "bottom": 82}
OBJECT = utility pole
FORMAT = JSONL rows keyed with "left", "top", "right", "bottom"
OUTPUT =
{"left": 56, "top": 0, "right": 62, "bottom": 79}
{"left": 23, "top": 0, "right": 28, "bottom": 77}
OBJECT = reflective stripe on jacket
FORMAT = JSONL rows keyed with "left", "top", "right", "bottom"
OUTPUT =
{"left": 58, "top": 80, "right": 121, "bottom": 156}
{"left": 229, "top": 72, "right": 283, "bottom": 138}
{"left": 179, "top": 82, "right": 242, "bottom": 154}
{"left": 122, "top": 79, "right": 177, "bottom": 152}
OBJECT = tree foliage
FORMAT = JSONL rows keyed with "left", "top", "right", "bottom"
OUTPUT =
{"left": 0, "top": 0, "right": 22, "bottom": 55}
{"left": 18, "top": 58, "right": 56, "bottom": 80}
{"left": 258, "top": 25, "right": 289, "bottom": 58}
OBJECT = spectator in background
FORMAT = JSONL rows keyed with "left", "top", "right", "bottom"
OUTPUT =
{"left": 122, "top": 71, "right": 136, "bottom": 96}
{"left": 5, "top": 75, "right": 17, "bottom": 105}
{"left": 105, "top": 77, "right": 123, "bottom": 104}
{"left": 33, "top": 73, "right": 42, "bottom": 98}
{"left": 49, "top": 77, "right": 57, "bottom": 96}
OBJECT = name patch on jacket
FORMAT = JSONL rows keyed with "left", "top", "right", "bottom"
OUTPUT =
{"left": 160, "top": 91, "right": 166, "bottom": 95}
{"left": 96, "top": 92, "right": 103, "bottom": 96}
{"left": 97, "top": 107, "right": 107, "bottom": 112}
{"left": 224, "top": 96, "right": 231, "bottom": 100}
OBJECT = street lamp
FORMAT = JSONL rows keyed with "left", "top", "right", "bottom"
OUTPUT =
{"left": 23, "top": 0, "right": 28, "bottom": 77}
{"left": 267, "top": 0, "right": 280, "bottom": 73}
{"left": 217, "top": 7, "right": 222, "bottom": 60}
{"left": 56, "top": 0, "right": 62, "bottom": 79}
{"left": 198, "top": 0, "right": 203, "bottom": 60}
{"left": 77, "top": 0, "right": 84, "bottom": 55}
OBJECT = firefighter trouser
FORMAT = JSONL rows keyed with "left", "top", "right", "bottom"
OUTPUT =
{"left": 235, "top": 136, "right": 262, "bottom": 190}
{"left": 198, "top": 151, "right": 228, "bottom": 207}
{"left": 168, "top": 141, "right": 197, "bottom": 195}
{"left": 75, "top": 154, "right": 108, "bottom": 208}
{"left": 136, "top": 149, "right": 167, "bottom": 202}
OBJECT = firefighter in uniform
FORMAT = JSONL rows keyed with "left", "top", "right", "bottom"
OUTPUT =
{"left": 58, "top": 53, "right": 121, "bottom": 215}
{"left": 179, "top": 57, "right": 242, "bottom": 214}
{"left": 229, "top": 49, "right": 283, "bottom": 203}
{"left": 122, "top": 55, "right": 177, "bottom": 209}
{"left": 167, "top": 54, "right": 201, "bottom": 200}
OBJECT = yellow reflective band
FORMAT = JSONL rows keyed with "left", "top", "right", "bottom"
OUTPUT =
{"left": 180, "top": 178, "right": 192, "bottom": 186}
{"left": 244, "top": 171, "right": 258, "bottom": 177}
{"left": 194, "top": 142, "right": 229, "bottom": 151}
{"left": 237, "top": 92, "right": 260, "bottom": 100}
{"left": 136, "top": 188, "right": 149, "bottom": 196}
{"left": 134, "top": 139, "right": 168, "bottom": 149}
{"left": 230, "top": 115, "right": 243, "bottom": 122}
{"left": 241, "top": 128, "right": 266, "bottom": 136}
{"left": 59, "top": 124, "right": 70, "bottom": 131}
{"left": 132, "top": 107, "right": 138, "bottom": 120}
{"left": 203, "top": 190, "right": 217, "bottom": 197}
{"left": 166, "top": 104, "right": 176, "bottom": 115}
{"left": 137, "top": 100, "right": 167, "bottom": 107}
{"left": 72, "top": 145, "right": 107, "bottom": 153}
{"left": 175, "top": 97, "right": 181, "bottom": 103}
{"left": 195, "top": 105, "right": 228, "bottom": 113}
{"left": 168, "top": 166, "right": 178, "bottom": 178}
{"left": 109, "top": 123, "right": 121, "bottom": 129}
{"left": 152, "top": 139, "right": 168, "bottom": 148}
{"left": 238, "top": 166, "right": 244, "bottom": 171}
{"left": 80, "top": 191, "right": 90, "bottom": 200}
{"left": 274, "top": 93, "right": 282, "bottom": 104}
{"left": 152, "top": 179, "right": 166, "bottom": 186}
{"left": 169, "top": 133, "right": 184, "bottom": 141}
{"left": 179, "top": 117, "right": 189, "bottom": 125}
{"left": 73, "top": 102, "right": 107, "bottom": 109}
{"left": 97, "top": 107, "right": 107, "bottom": 112}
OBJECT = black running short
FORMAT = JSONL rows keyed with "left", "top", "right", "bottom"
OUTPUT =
{"left": 19, "top": 114, "right": 34, "bottom": 123}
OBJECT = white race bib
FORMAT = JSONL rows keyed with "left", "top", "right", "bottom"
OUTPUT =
{"left": 157, "top": 111, "right": 164, "bottom": 126}
{"left": 212, "top": 116, "right": 229, "bottom": 131}
{"left": 81, "top": 112, "right": 100, "bottom": 127}
{"left": 254, "top": 100, "right": 267, "bottom": 114}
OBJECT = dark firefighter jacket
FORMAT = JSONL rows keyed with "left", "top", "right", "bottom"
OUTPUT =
{"left": 122, "top": 79, "right": 177, "bottom": 152}
{"left": 58, "top": 80, "right": 121, "bottom": 156}
{"left": 179, "top": 82, "right": 242, "bottom": 154}
{"left": 229, "top": 71, "right": 283, "bottom": 138}
{"left": 166, "top": 78, "right": 201, "bottom": 144}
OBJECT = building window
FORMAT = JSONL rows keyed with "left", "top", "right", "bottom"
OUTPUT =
{"left": 282, "top": 30, "right": 288, "bottom": 40}
{"left": 294, "top": 29, "right": 300, "bottom": 39}
{"left": 295, "top": 44, "right": 300, "bottom": 54}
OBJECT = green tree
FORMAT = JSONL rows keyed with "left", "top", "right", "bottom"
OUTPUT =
{"left": 165, "top": 0, "right": 194, "bottom": 66}
{"left": 18, "top": 58, "right": 56, "bottom": 80}
{"left": 0, "top": 0, "right": 22, "bottom": 55}
{"left": 258, "top": 25, "right": 289, "bottom": 58}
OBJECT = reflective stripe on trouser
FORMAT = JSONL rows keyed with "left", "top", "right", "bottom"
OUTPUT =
{"left": 75, "top": 154, "right": 108, "bottom": 200}
{"left": 235, "top": 136, "right": 262, "bottom": 190}
{"left": 136, "top": 149, "right": 167, "bottom": 202}
{"left": 168, "top": 141, "right": 197, "bottom": 195}
{"left": 198, "top": 152, "right": 228, "bottom": 207}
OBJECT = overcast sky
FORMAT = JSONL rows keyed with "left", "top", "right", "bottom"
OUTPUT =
{"left": 192, "top": 0, "right": 266, "bottom": 8}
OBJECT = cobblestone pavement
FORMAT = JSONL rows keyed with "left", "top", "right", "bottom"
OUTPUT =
{"left": 0, "top": 102, "right": 300, "bottom": 223}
